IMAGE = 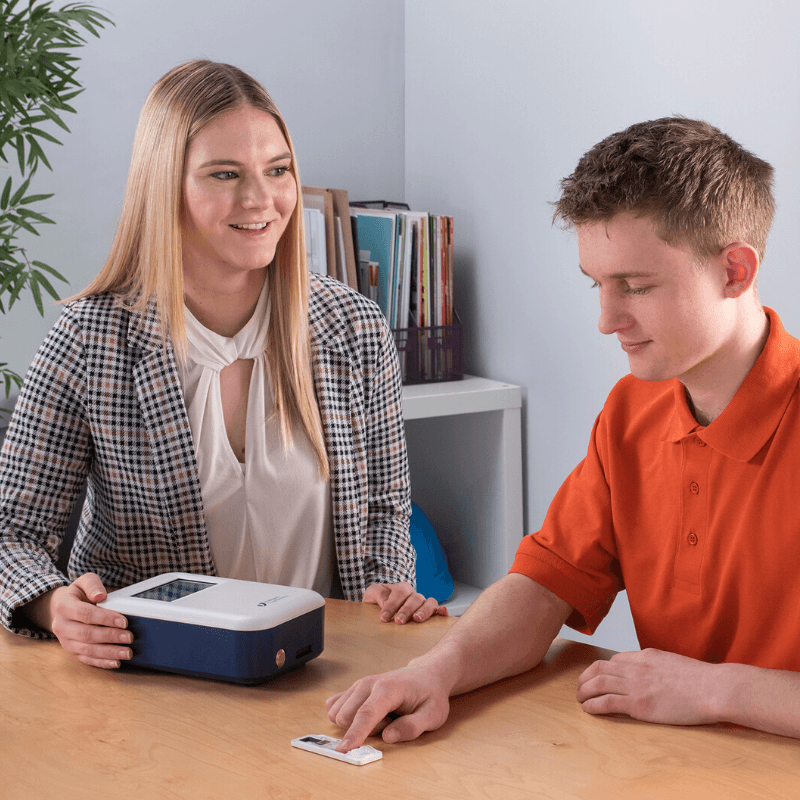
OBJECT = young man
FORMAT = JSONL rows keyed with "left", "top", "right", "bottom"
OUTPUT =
{"left": 326, "top": 117, "right": 800, "bottom": 750}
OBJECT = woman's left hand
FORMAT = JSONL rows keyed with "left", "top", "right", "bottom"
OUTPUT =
{"left": 363, "top": 582, "right": 447, "bottom": 624}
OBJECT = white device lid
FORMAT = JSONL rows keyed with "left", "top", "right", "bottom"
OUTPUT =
{"left": 99, "top": 573, "right": 325, "bottom": 631}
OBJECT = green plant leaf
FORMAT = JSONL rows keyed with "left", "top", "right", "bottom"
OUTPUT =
{"left": 1, "top": 80, "right": 19, "bottom": 102}
{"left": 9, "top": 178, "right": 31, "bottom": 208}
{"left": 0, "top": 0, "right": 113, "bottom": 322}
{"left": 42, "top": 64, "right": 77, "bottom": 91}
{"left": 0, "top": 128, "right": 12, "bottom": 154}
{"left": 0, "top": 264, "right": 26, "bottom": 295}
{"left": 29, "top": 274, "right": 44, "bottom": 314}
{"left": 31, "top": 261, "right": 67, "bottom": 282}
{"left": 15, "top": 134, "right": 26, "bottom": 174}
{"left": 0, "top": 87, "right": 15, "bottom": 119}
{"left": 12, "top": 216, "right": 39, "bottom": 236}
{"left": 3, "top": 0, "right": 25, "bottom": 18}
{"left": 17, "top": 208, "right": 55, "bottom": 225}
{"left": 55, "top": 101, "right": 78, "bottom": 116}
{"left": 40, "top": 50, "right": 80, "bottom": 65}
{"left": 59, "top": 89, "right": 84, "bottom": 103}
{"left": 26, "top": 137, "right": 52, "bottom": 171}
{"left": 19, "top": 193, "right": 55, "bottom": 205}
{"left": 0, "top": 367, "right": 23, "bottom": 400}
{"left": 0, "top": 263, "right": 26, "bottom": 295}
{"left": 0, "top": 178, "right": 11, "bottom": 211}
{"left": 37, "top": 103, "right": 72, "bottom": 134}
{"left": 16, "top": 77, "right": 47, "bottom": 100}
{"left": 19, "top": 114, "right": 49, "bottom": 125}
{"left": 32, "top": 269, "right": 60, "bottom": 300}
{"left": 20, "top": 126, "right": 63, "bottom": 146}
{"left": 7, "top": 270, "right": 28, "bottom": 308}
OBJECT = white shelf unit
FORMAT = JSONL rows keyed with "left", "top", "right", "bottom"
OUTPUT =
{"left": 402, "top": 375, "right": 523, "bottom": 615}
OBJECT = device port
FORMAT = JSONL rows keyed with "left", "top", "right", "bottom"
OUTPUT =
{"left": 295, "top": 645, "right": 313, "bottom": 659}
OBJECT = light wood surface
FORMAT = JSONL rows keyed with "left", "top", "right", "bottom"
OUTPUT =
{"left": 1, "top": 599, "right": 798, "bottom": 799}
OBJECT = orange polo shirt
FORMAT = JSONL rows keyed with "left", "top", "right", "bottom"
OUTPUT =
{"left": 511, "top": 307, "right": 800, "bottom": 670}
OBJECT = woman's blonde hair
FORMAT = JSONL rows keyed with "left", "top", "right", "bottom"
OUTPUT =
{"left": 73, "top": 60, "right": 328, "bottom": 476}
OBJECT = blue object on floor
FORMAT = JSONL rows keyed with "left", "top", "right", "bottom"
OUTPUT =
{"left": 409, "top": 502, "right": 454, "bottom": 603}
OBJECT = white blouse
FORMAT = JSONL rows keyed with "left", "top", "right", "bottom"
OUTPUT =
{"left": 177, "top": 283, "right": 334, "bottom": 596}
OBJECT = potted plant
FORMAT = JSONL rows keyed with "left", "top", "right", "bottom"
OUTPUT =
{"left": 0, "top": 0, "right": 111, "bottom": 400}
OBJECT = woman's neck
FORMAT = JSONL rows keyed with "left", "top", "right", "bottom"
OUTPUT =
{"left": 183, "top": 267, "right": 266, "bottom": 338}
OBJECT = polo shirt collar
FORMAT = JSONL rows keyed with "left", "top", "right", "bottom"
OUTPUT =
{"left": 662, "top": 307, "right": 800, "bottom": 462}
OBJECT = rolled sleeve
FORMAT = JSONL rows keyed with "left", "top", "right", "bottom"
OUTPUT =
{"left": 510, "top": 413, "right": 622, "bottom": 635}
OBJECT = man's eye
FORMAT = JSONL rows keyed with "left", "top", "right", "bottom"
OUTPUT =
{"left": 624, "top": 286, "right": 652, "bottom": 295}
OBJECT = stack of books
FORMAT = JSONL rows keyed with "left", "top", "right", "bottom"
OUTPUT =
{"left": 302, "top": 187, "right": 461, "bottom": 383}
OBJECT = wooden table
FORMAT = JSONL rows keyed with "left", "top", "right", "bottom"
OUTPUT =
{"left": 1, "top": 599, "right": 798, "bottom": 799}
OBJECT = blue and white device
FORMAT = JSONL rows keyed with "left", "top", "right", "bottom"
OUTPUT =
{"left": 99, "top": 572, "right": 325, "bottom": 684}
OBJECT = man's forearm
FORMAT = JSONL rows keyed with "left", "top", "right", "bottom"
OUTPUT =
{"left": 717, "top": 662, "right": 800, "bottom": 738}
{"left": 408, "top": 572, "right": 573, "bottom": 697}
{"left": 328, "top": 572, "right": 573, "bottom": 748}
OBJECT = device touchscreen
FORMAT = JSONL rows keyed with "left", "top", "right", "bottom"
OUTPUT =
{"left": 133, "top": 578, "right": 215, "bottom": 602}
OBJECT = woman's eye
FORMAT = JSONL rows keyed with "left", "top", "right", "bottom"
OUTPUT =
{"left": 590, "top": 280, "right": 600, "bottom": 290}
{"left": 211, "top": 170, "right": 238, "bottom": 181}
{"left": 270, "top": 166, "right": 291, "bottom": 177}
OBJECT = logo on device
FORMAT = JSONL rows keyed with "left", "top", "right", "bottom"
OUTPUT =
{"left": 257, "top": 596, "right": 288, "bottom": 607}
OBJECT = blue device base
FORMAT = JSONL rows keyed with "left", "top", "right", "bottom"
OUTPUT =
{"left": 120, "top": 606, "right": 324, "bottom": 684}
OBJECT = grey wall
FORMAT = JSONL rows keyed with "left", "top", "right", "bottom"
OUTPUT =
{"left": 0, "top": 0, "right": 405, "bottom": 380}
{"left": 404, "top": 0, "right": 800, "bottom": 650}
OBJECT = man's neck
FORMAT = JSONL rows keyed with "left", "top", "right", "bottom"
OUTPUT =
{"left": 683, "top": 308, "right": 770, "bottom": 426}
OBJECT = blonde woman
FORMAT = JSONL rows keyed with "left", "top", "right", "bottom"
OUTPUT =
{"left": 0, "top": 60, "right": 442, "bottom": 670}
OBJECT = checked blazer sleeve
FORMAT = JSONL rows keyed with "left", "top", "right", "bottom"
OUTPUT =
{"left": 309, "top": 274, "right": 415, "bottom": 599}
{"left": 0, "top": 294, "right": 212, "bottom": 637}
{"left": 0, "top": 305, "right": 90, "bottom": 636}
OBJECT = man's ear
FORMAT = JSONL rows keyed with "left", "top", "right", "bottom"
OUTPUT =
{"left": 721, "top": 243, "right": 759, "bottom": 298}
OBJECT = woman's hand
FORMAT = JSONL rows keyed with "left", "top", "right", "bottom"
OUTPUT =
{"left": 362, "top": 582, "right": 447, "bottom": 624}
{"left": 22, "top": 573, "right": 132, "bottom": 669}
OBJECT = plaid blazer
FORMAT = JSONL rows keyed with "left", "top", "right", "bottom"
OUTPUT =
{"left": 0, "top": 273, "right": 414, "bottom": 636}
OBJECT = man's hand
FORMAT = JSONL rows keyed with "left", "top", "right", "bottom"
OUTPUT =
{"left": 22, "top": 573, "right": 132, "bottom": 669}
{"left": 363, "top": 582, "right": 446, "bottom": 624}
{"left": 576, "top": 648, "right": 722, "bottom": 726}
{"left": 329, "top": 575, "right": 571, "bottom": 752}
{"left": 326, "top": 662, "right": 452, "bottom": 751}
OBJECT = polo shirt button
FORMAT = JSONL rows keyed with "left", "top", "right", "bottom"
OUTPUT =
{"left": 696, "top": 438, "right": 706, "bottom": 447}
{"left": 688, "top": 532, "right": 698, "bottom": 545}
{"left": 690, "top": 482, "right": 700, "bottom": 494}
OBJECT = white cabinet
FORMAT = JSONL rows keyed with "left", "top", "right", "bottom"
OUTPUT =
{"left": 402, "top": 375, "right": 523, "bottom": 614}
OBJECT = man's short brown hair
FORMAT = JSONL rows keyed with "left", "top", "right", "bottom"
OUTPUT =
{"left": 553, "top": 117, "right": 775, "bottom": 261}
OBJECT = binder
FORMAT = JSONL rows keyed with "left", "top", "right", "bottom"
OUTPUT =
{"left": 302, "top": 187, "right": 336, "bottom": 280}
{"left": 303, "top": 207, "right": 327, "bottom": 275}
{"left": 351, "top": 209, "right": 397, "bottom": 317}
{"left": 329, "top": 188, "right": 358, "bottom": 288}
